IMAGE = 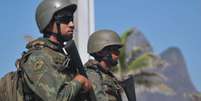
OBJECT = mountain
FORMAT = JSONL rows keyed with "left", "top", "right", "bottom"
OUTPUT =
{"left": 120, "top": 28, "right": 201, "bottom": 101}
{"left": 136, "top": 47, "right": 199, "bottom": 101}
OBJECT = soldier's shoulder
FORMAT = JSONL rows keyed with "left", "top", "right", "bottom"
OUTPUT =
{"left": 26, "top": 47, "right": 50, "bottom": 58}
{"left": 84, "top": 59, "right": 99, "bottom": 67}
{"left": 86, "top": 67, "right": 98, "bottom": 76}
{"left": 85, "top": 60, "right": 99, "bottom": 73}
{"left": 25, "top": 38, "right": 63, "bottom": 59}
{"left": 86, "top": 67, "right": 101, "bottom": 81}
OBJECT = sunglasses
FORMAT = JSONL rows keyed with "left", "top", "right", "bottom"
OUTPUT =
{"left": 54, "top": 14, "right": 74, "bottom": 24}
{"left": 104, "top": 46, "right": 121, "bottom": 53}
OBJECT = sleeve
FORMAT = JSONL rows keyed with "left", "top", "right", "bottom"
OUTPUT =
{"left": 86, "top": 69, "right": 108, "bottom": 101}
{"left": 21, "top": 50, "right": 82, "bottom": 101}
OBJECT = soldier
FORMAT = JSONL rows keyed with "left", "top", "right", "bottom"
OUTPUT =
{"left": 85, "top": 29, "right": 129, "bottom": 101}
{"left": 0, "top": 0, "right": 92, "bottom": 101}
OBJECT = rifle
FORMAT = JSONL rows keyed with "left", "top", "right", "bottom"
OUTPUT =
{"left": 120, "top": 75, "right": 137, "bottom": 101}
{"left": 62, "top": 40, "right": 97, "bottom": 101}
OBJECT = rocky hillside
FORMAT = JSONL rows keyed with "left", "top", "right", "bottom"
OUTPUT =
{"left": 119, "top": 28, "right": 201, "bottom": 101}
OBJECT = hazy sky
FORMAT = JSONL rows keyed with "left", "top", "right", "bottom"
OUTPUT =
{"left": 95, "top": 0, "right": 201, "bottom": 91}
{"left": 0, "top": 0, "right": 201, "bottom": 91}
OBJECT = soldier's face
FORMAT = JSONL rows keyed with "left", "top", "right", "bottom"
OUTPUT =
{"left": 111, "top": 49, "right": 120, "bottom": 61}
{"left": 59, "top": 20, "right": 74, "bottom": 39}
{"left": 99, "top": 46, "right": 120, "bottom": 67}
{"left": 54, "top": 9, "right": 75, "bottom": 40}
{"left": 52, "top": 19, "right": 75, "bottom": 40}
{"left": 106, "top": 46, "right": 120, "bottom": 62}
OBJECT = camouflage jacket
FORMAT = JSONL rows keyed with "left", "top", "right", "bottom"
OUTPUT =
{"left": 85, "top": 60, "right": 126, "bottom": 101}
{"left": 17, "top": 37, "right": 82, "bottom": 101}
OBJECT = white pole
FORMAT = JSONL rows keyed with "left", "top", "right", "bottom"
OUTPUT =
{"left": 76, "top": 0, "right": 95, "bottom": 63}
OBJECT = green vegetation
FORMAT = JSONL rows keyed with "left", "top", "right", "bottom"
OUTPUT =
{"left": 115, "top": 29, "right": 174, "bottom": 95}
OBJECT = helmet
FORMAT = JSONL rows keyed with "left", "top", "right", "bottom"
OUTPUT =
{"left": 88, "top": 29, "right": 123, "bottom": 54}
{"left": 35, "top": 0, "right": 77, "bottom": 33}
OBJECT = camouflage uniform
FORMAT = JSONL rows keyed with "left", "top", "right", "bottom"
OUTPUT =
{"left": 85, "top": 60, "right": 125, "bottom": 101}
{"left": 18, "top": 37, "right": 82, "bottom": 101}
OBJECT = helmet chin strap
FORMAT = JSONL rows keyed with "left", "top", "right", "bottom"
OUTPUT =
{"left": 54, "top": 16, "right": 71, "bottom": 46}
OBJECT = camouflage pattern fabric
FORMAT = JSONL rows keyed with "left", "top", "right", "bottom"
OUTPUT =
{"left": 85, "top": 60, "right": 126, "bottom": 101}
{"left": 0, "top": 72, "right": 24, "bottom": 101}
{"left": 17, "top": 37, "right": 82, "bottom": 101}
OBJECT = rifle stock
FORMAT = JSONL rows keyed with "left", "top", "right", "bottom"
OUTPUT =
{"left": 63, "top": 40, "right": 97, "bottom": 101}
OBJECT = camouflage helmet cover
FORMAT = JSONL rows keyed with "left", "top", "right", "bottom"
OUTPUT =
{"left": 88, "top": 29, "right": 123, "bottom": 54}
{"left": 35, "top": 0, "right": 77, "bottom": 33}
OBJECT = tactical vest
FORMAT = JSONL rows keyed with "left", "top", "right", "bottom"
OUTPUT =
{"left": 85, "top": 60, "right": 124, "bottom": 101}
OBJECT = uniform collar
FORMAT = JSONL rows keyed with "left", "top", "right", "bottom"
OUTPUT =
{"left": 26, "top": 37, "right": 62, "bottom": 51}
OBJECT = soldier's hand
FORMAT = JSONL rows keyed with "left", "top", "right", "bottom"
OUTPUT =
{"left": 74, "top": 74, "right": 92, "bottom": 91}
